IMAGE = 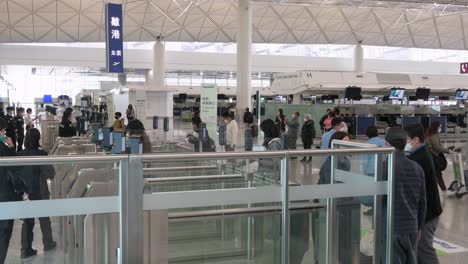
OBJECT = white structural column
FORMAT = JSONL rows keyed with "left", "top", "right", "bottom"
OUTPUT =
{"left": 354, "top": 42, "right": 364, "bottom": 74}
{"left": 152, "top": 40, "right": 166, "bottom": 90}
{"left": 237, "top": 0, "right": 253, "bottom": 115}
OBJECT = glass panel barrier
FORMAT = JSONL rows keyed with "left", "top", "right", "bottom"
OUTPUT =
{"left": 0, "top": 146, "right": 394, "bottom": 264}
{"left": 0, "top": 155, "right": 125, "bottom": 264}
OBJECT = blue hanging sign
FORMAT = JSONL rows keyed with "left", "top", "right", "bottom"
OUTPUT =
{"left": 105, "top": 3, "right": 124, "bottom": 73}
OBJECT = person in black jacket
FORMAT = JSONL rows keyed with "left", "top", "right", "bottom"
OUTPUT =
{"left": 301, "top": 114, "right": 316, "bottom": 162}
{"left": 405, "top": 124, "right": 442, "bottom": 264}
{"left": 243, "top": 107, "right": 254, "bottom": 125}
{"left": 382, "top": 127, "right": 426, "bottom": 263}
{"left": 188, "top": 117, "right": 214, "bottom": 152}
{"left": 59, "top": 111, "right": 76, "bottom": 137}
{"left": 18, "top": 128, "right": 57, "bottom": 258}
{"left": 0, "top": 117, "right": 26, "bottom": 264}
{"left": 5, "top": 107, "right": 17, "bottom": 150}
{"left": 14, "top": 107, "right": 25, "bottom": 153}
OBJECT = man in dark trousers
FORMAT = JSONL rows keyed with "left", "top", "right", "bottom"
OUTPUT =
{"left": 5, "top": 107, "right": 16, "bottom": 151}
{"left": 0, "top": 117, "right": 25, "bottom": 264}
{"left": 14, "top": 107, "right": 25, "bottom": 153}
{"left": 383, "top": 127, "right": 427, "bottom": 263}
{"left": 405, "top": 124, "right": 442, "bottom": 264}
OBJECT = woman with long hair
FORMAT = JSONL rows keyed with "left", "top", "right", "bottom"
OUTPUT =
{"left": 426, "top": 121, "right": 449, "bottom": 192}
{"left": 126, "top": 104, "right": 135, "bottom": 122}
{"left": 275, "top": 109, "right": 286, "bottom": 133}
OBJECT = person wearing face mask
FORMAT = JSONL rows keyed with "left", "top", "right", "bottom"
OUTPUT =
{"left": 0, "top": 117, "right": 27, "bottom": 264}
{"left": 425, "top": 121, "right": 450, "bottom": 193}
{"left": 285, "top": 112, "right": 300, "bottom": 152}
{"left": 14, "top": 107, "right": 25, "bottom": 153}
{"left": 112, "top": 112, "right": 126, "bottom": 131}
{"left": 321, "top": 117, "right": 344, "bottom": 150}
{"left": 222, "top": 112, "right": 238, "bottom": 152}
{"left": 404, "top": 124, "right": 442, "bottom": 264}
{"left": 5, "top": 107, "right": 17, "bottom": 150}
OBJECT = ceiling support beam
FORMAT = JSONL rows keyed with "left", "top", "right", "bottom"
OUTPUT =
{"left": 371, "top": 9, "right": 390, "bottom": 46}
{"left": 432, "top": 10, "right": 443, "bottom": 48}
{"left": 269, "top": 4, "right": 300, "bottom": 43}
{"left": 148, "top": 0, "right": 197, "bottom": 41}
{"left": 339, "top": 8, "right": 360, "bottom": 43}
{"left": 304, "top": 6, "right": 331, "bottom": 43}
{"left": 195, "top": 4, "right": 234, "bottom": 42}
{"left": 403, "top": 10, "right": 417, "bottom": 47}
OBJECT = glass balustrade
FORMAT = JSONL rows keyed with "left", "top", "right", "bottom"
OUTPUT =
{"left": 0, "top": 142, "right": 394, "bottom": 264}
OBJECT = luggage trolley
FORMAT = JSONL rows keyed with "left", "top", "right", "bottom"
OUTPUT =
{"left": 448, "top": 148, "right": 468, "bottom": 198}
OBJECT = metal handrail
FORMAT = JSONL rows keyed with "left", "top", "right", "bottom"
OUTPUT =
{"left": 0, "top": 154, "right": 125, "bottom": 166}
{"left": 144, "top": 174, "right": 243, "bottom": 183}
{"left": 331, "top": 139, "right": 382, "bottom": 148}
{"left": 0, "top": 147, "right": 394, "bottom": 167}
{"left": 141, "top": 147, "right": 394, "bottom": 162}
{"left": 143, "top": 165, "right": 218, "bottom": 172}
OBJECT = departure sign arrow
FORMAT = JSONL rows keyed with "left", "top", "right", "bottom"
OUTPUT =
{"left": 461, "top": 62, "right": 468, "bottom": 74}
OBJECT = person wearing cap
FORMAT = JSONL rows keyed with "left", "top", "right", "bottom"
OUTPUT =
{"left": 404, "top": 124, "right": 441, "bottom": 264}
{"left": 383, "top": 127, "right": 426, "bottom": 264}
{"left": 14, "top": 107, "right": 25, "bottom": 152}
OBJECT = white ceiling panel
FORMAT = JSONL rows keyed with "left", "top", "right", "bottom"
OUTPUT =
{"left": 0, "top": 0, "right": 468, "bottom": 50}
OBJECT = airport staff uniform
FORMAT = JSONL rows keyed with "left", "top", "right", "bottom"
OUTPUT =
{"left": 14, "top": 114, "right": 25, "bottom": 152}
{"left": 5, "top": 114, "right": 16, "bottom": 150}
{"left": 0, "top": 141, "right": 23, "bottom": 264}
{"left": 18, "top": 148, "right": 56, "bottom": 254}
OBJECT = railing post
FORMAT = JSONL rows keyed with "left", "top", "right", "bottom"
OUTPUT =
{"left": 386, "top": 152, "right": 395, "bottom": 264}
{"left": 119, "top": 155, "right": 144, "bottom": 264}
{"left": 281, "top": 153, "right": 290, "bottom": 264}
{"left": 326, "top": 152, "right": 337, "bottom": 264}
{"left": 373, "top": 153, "right": 383, "bottom": 264}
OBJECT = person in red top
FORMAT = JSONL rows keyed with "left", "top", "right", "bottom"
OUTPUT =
{"left": 323, "top": 111, "right": 335, "bottom": 132}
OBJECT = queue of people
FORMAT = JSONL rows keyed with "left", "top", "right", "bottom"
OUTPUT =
{"left": 315, "top": 117, "right": 443, "bottom": 264}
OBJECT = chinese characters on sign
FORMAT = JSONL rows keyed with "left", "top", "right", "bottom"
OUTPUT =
{"left": 105, "top": 3, "right": 123, "bottom": 73}
{"left": 201, "top": 84, "right": 218, "bottom": 139}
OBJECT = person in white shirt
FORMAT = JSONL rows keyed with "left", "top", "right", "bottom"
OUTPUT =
{"left": 222, "top": 112, "right": 238, "bottom": 151}
{"left": 24, "top": 108, "right": 37, "bottom": 130}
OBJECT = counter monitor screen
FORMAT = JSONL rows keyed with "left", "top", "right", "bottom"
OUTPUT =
{"left": 389, "top": 88, "right": 405, "bottom": 100}
{"left": 43, "top": 95, "right": 52, "bottom": 103}
{"left": 344, "top": 87, "right": 361, "bottom": 100}
{"left": 455, "top": 90, "right": 468, "bottom": 100}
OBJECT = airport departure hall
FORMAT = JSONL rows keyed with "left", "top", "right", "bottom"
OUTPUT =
{"left": 3, "top": 0, "right": 468, "bottom": 264}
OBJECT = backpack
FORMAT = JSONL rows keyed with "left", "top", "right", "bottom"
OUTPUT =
{"left": 246, "top": 112, "right": 254, "bottom": 124}
{"left": 203, "top": 138, "right": 217, "bottom": 152}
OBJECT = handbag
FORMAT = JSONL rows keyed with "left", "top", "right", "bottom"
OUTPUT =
{"left": 439, "top": 153, "right": 448, "bottom": 171}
